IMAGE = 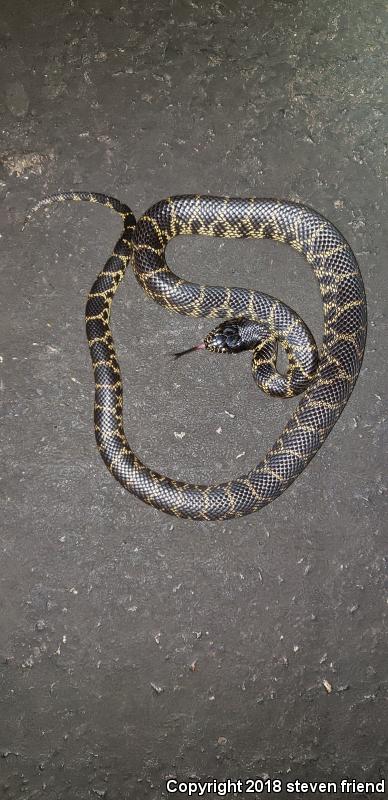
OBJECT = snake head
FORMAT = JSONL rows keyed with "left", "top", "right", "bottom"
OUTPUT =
{"left": 204, "top": 319, "right": 251, "bottom": 353}
{"left": 174, "top": 318, "right": 261, "bottom": 358}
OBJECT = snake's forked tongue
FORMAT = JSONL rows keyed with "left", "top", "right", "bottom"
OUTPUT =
{"left": 173, "top": 342, "right": 206, "bottom": 359}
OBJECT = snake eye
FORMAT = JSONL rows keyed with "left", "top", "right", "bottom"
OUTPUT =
{"left": 225, "top": 333, "right": 240, "bottom": 348}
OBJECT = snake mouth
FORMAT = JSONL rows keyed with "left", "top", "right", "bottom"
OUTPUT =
{"left": 204, "top": 344, "right": 228, "bottom": 353}
{"left": 173, "top": 342, "right": 206, "bottom": 359}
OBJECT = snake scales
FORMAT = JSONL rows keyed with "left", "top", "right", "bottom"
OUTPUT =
{"left": 27, "top": 192, "right": 366, "bottom": 520}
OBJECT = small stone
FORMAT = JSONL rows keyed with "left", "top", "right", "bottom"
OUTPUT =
{"left": 337, "top": 684, "right": 350, "bottom": 693}
{"left": 150, "top": 682, "right": 164, "bottom": 695}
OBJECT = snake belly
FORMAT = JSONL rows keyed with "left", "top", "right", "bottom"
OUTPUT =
{"left": 29, "top": 192, "right": 367, "bottom": 520}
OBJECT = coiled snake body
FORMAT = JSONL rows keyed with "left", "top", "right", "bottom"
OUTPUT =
{"left": 27, "top": 192, "right": 367, "bottom": 520}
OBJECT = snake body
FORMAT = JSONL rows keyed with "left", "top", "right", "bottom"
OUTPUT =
{"left": 28, "top": 192, "right": 366, "bottom": 520}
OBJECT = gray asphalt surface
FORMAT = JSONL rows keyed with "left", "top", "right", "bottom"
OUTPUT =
{"left": 1, "top": 1, "right": 387, "bottom": 798}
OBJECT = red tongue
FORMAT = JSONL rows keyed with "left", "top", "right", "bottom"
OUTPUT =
{"left": 174, "top": 342, "right": 206, "bottom": 359}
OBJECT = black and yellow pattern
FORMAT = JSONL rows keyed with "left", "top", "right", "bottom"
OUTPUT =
{"left": 26, "top": 192, "right": 367, "bottom": 520}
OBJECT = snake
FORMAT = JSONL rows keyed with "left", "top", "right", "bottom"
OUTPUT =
{"left": 26, "top": 192, "right": 367, "bottom": 520}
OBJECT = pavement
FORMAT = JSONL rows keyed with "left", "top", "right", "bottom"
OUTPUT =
{"left": 0, "top": 1, "right": 387, "bottom": 798}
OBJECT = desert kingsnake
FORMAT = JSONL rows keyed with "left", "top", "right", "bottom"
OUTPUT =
{"left": 26, "top": 192, "right": 367, "bottom": 520}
